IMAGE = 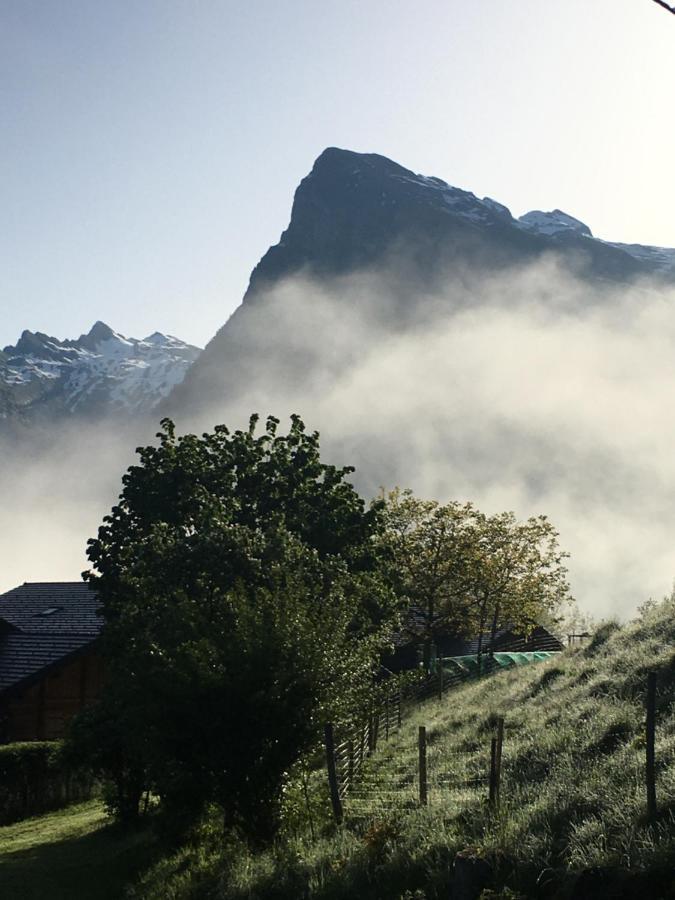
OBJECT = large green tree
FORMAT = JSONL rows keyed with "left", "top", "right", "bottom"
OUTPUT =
{"left": 83, "top": 415, "right": 396, "bottom": 839}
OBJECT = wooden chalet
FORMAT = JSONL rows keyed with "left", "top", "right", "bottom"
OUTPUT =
{"left": 0, "top": 582, "right": 103, "bottom": 742}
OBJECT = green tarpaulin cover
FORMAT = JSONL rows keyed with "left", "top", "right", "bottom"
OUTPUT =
{"left": 442, "top": 651, "right": 558, "bottom": 677}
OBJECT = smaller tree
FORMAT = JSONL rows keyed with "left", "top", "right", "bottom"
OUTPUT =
{"left": 380, "top": 488, "right": 479, "bottom": 666}
{"left": 381, "top": 490, "right": 572, "bottom": 670}
{"left": 465, "top": 511, "right": 571, "bottom": 670}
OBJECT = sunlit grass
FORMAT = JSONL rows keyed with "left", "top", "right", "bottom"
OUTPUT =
{"left": 0, "top": 800, "right": 156, "bottom": 900}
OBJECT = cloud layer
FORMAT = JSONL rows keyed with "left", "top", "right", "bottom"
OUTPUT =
{"left": 185, "top": 261, "right": 675, "bottom": 619}
{"left": 3, "top": 259, "right": 675, "bottom": 619}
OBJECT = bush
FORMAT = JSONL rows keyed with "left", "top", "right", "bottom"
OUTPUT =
{"left": 0, "top": 740, "right": 94, "bottom": 825}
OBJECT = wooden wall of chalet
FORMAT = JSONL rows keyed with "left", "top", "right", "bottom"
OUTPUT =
{"left": 5, "top": 650, "right": 104, "bottom": 742}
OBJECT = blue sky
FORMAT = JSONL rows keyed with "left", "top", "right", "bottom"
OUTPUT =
{"left": 3, "top": 0, "right": 675, "bottom": 349}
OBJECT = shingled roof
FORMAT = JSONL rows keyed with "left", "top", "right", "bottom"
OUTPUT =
{"left": 0, "top": 582, "right": 101, "bottom": 695}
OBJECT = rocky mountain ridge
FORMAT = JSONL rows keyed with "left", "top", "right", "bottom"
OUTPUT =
{"left": 0, "top": 321, "right": 201, "bottom": 427}
{"left": 168, "top": 147, "right": 675, "bottom": 419}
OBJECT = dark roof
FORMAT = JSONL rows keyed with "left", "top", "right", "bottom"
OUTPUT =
{"left": 0, "top": 582, "right": 101, "bottom": 696}
{"left": 0, "top": 582, "right": 100, "bottom": 636}
{"left": 0, "top": 632, "right": 95, "bottom": 692}
{"left": 447, "top": 626, "right": 563, "bottom": 655}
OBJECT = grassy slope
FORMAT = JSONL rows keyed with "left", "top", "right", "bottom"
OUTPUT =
{"left": 135, "top": 597, "right": 675, "bottom": 899}
{"left": 0, "top": 800, "right": 156, "bottom": 900}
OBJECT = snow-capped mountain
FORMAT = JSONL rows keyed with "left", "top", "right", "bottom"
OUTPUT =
{"left": 0, "top": 321, "right": 201, "bottom": 426}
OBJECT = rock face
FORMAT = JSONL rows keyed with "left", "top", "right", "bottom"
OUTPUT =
{"left": 168, "top": 147, "right": 675, "bottom": 421}
{"left": 0, "top": 322, "right": 201, "bottom": 428}
{"left": 242, "top": 147, "right": 675, "bottom": 294}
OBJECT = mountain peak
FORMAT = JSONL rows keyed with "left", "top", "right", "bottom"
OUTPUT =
{"left": 167, "top": 146, "right": 675, "bottom": 421}
{"left": 7, "top": 329, "right": 60, "bottom": 359}
{"left": 88, "top": 321, "right": 115, "bottom": 341}
{"left": 242, "top": 147, "right": 531, "bottom": 299}
{"left": 76, "top": 321, "right": 117, "bottom": 352}
{"left": 518, "top": 209, "right": 593, "bottom": 238}
{"left": 311, "top": 146, "right": 415, "bottom": 180}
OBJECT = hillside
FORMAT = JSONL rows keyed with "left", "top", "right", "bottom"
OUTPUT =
{"left": 131, "top": 596, "right": 675, "bottom": 899}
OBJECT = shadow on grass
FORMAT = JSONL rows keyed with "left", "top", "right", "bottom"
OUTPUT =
{"left": 0, "top": 818, "right": 158, "bottom": 900}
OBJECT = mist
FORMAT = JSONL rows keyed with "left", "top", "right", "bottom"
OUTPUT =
{"left": 3, "top": 256, "right": 675, "bottom": 619}
{"left": 0, "top": 420, "right": 146, "bottom": 594}
{"left": 181, "top": 258, "right": 675, "bottom": 620}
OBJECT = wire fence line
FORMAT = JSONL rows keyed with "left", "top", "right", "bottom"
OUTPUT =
{"left": 324, "top": 665, "right": 663, "bottom": 825}
{"left": 323, "top": 657, "right": 505, "bottom": 823}
{"left": 341, "top": 719, "right": 501, "bottom": 822}
{"left": 326, "top": 714, "right": 502, "bottom": 823}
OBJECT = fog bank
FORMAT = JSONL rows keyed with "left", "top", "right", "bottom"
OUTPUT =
{"left": 3, "top": 259, "right": 675, "bottom": 619}
{"left": 184, "top": 261, "right": 675, "bottom": 619}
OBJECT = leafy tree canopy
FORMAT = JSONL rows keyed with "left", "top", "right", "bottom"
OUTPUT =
{"left": 380, "top": 489, "right": 572, "bottom": 665}
{"left": 380, "top": 488, "right": 479, "bottom": 641}
{"left": 82, "top": 415, "right": 398, "bottom": 839}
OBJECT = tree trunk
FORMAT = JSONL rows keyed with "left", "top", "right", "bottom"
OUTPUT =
{"left": 423, "top": 599, "right": 435, "bottom": 672}
{"left": 475, "top": 596, "right": 489, "bottom": 676}
{"left": 423, "top": 639, "right": 432, "bottom": 671}
{"left": 488, "top": 600, "right": 501, "bottom": 660}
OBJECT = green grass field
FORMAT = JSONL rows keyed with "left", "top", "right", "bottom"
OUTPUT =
{"left": 0, "top": 800, "right": 156, "bottom": 900}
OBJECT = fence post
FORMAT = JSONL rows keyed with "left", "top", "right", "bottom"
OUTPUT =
{"left": 488, "top": 717, "right": 504, "bottom": 809}
{"left": 347, "top": 739, "right": 354, "bottom": 797}
{"left": 418, "top": 725, "right": 428, "bottom": 806}
{"left": 489, "top": 737, "right": 498, "bottom": 807}
{"left": 385, "top": 693, "right": 390, "bottom": 741}
{"left": 397, "top": 686, "right": 402, "bottom": 729}
{"left": 324, "top": 723, "right": 343, "bottom": 824}
{"left": 496, "top": 717, "right": 504, "bottom": 806}
{"left": 646, "top": 672, "right": 657, "bottom": 822}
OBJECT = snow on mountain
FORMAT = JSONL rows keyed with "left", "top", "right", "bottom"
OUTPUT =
{"left": 517, "top": 209, "right": 593, "bottom": 238}
{"left": 388, "top": 170, "right": 516, "bottom": 228}
{"left": 0, "top": 322, "right": 201, "bottom": 423}
{"left": 516, "top": 208, "right": 675, "bottom": 273}
{"left": 602, "top": 241, "right": 675, "bottom": 274}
